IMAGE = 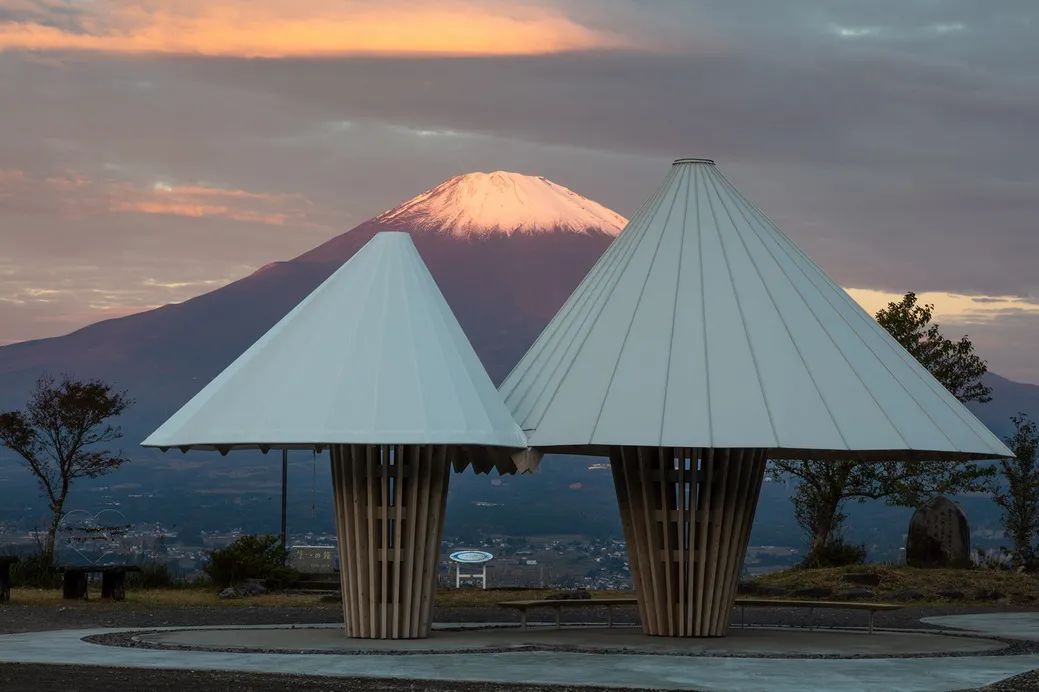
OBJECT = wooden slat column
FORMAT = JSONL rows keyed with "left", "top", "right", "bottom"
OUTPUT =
{"left": 610, "top": 447, "right": 767, "bottom": 637}
{"left": 330, "top": 443, "right": 450, "bottom": 639}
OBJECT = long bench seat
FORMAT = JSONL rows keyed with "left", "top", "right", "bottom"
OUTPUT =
{"left": 497, "top": 596, "right": 902, "bottom": 633}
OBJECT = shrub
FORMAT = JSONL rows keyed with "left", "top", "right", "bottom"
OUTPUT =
{"left": 972, "top": 549, "right": 1014, "bottom": 571}
{"left": 127, "top": 562, "right": 176, "bottom": 589}
{"left": 9, "top": 552, "right": 61, "bottom": 589}
{"left": 800, "top": 539, "right": 867, "bottom": 568}
{"left": 203, "top": 534, "right": 299, "bottom": 589}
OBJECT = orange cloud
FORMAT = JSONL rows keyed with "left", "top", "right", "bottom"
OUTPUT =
{"left": 846, "top": 287, "right": 1039, "bottom": 324}
{"left": 112, "top": 182, "right": 311, "bottom": 226}
{"left": 111, "top": 181, "right": 311, "bottom": 225}
{"left": 0, "top": 168, "right": 314, "bottom": 226}
{"left": 0, "top": 1, "right": 627, "bottom": 57}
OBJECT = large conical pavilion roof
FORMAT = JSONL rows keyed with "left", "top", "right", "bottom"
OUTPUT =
{"left": 500, "top": 159, "right": 1010, "bottom": 461}
{"left": 143, "top": 232, "right": 526, "bottom": 452}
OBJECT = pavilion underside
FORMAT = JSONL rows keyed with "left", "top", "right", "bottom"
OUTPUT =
{"left": 330, "top": 444, "right": 451, "bottom": 639}
{"left": 610, "top": 446, "right": 767, "bottom": 637}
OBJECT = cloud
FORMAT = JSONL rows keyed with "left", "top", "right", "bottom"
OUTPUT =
{"left": 113, "top": 183, "right": 312, "bottom": 226}
{"left": 1, "top": 1, "right": 1037, "bottom": 381}
{"left": 0, "top": 165, "right": 329, "bottom": 346}
{"left": 844, "top": 287, "right": 1039, "bottom": 384}
{"left": 0, "top": 168, "right": 315, "bottom": 226}
{"left": 0, "top": 0, "right": 627, "bottom": 57}
{"left": 846, "top": 288, "right": 1039, "bottom": 325}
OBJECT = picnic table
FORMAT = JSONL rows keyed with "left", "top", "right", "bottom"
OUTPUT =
{"left": 498, "top": 596, "right": 903, "bottom": 634}
{"left": 0, "top": 556, "right": 17, "bottom": 603}
{"left": 59, "top": 565, "right": 142, "bottom": 601}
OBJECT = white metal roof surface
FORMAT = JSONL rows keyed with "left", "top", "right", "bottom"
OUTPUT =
{"left": 142, "top": 232, "right": 527, "bottom": 452}
{"left": 500, "top": 160, "right": 1011, "bottom": 461}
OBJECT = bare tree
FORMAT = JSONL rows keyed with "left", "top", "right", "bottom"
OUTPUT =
{"left": 0, "top": 375, "right": 132, "bottom": 563}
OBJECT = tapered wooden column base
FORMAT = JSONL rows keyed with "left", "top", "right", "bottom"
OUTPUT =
{"left": 611, "top": 447, "right": 767, "bottom": 637}
{"left": 330, "top": 444, "right": 450, "bottom": 639}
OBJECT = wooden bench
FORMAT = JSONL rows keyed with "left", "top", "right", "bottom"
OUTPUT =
{"left": 498, "top": 596, "right": 902, "bottom": 634}
{"left": 735, "top": 597, "right": 903, "bottom": 634}
{"left": 0, "top": 556, "right": 17, "bottom": 603}
{"left": 498, "top": 597, "right": 637, "bottom": 628}
{"left": 59, "top": 565, "right": 142, "bottom": 601}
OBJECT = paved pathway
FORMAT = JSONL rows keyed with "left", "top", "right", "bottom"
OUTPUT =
{"left": 922, "top": 612, "right": 1039, "bottom": 641}
{"left": 1, "top": 622, "right": 1037, "bottom": 691}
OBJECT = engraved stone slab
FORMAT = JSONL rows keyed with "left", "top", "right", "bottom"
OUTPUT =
{"left": 905, "top": 496, "right": 971, "bottom": 568}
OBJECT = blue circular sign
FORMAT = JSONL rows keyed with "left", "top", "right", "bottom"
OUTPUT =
{"left": 449, "top": 549, "right": 493, "bottom": 564}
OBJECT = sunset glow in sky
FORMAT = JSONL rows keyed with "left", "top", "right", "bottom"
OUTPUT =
{"left": 2, "top": 1, "right": 1038, "bottom": 381}
{"left": 0, "top": 1, "right": 627, "bottom": 56}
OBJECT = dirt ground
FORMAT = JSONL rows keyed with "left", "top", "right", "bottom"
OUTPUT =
{"left": 0, "top": 663, "right": 653, "bottom": 692}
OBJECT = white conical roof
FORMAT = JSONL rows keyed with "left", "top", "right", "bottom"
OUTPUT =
{"left": 500, "top": 159, "right": 1011, "bottom": 461}
{"left": 143, "top": 232, "right": 527, "bottom": 452}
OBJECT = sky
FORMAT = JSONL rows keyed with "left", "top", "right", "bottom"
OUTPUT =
{"left": 1, "top": 0, "right": 1037, "bottom": 381}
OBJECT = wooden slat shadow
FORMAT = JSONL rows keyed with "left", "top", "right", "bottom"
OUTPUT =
{"left": 611, "top": 446, "right": 767, "bottom": 637}
{"left": 331, "top": 444, "right": 450, "bottom": 639}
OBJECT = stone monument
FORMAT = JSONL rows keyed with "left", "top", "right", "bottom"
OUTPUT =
{"left": 905, "top": 496, "right": 971, "bottom": 568}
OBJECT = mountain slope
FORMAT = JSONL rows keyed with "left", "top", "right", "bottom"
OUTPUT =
{"left": 0, "top": 171, "right": 622, "bottom": 436}
{"left": 969, "top": 373, "right": 1039, "bottom": 440}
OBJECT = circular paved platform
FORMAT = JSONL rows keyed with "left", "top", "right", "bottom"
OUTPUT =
{"left": 129, "top": 624, "right": 1006, "bottom": 658}
{"left": 3, "top": 618, "right": 1039, "bottom": 691}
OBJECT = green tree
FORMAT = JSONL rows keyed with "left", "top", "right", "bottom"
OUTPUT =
{"left": 0, "top": 375, "right": 132, "bottom": 564}
{"left": 874, "top": 292, "right": 991, "bottom": 403}
{"left": 994, "top": 414, "right": 1039, "bottom": 568}
{"left": 773, "top": 292, "right": 994, "bottom": 565}
{"left": 204, "top": 534, "right": 298, "bottom": 589}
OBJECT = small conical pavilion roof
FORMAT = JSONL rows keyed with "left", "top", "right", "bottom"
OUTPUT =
{"left": 143, "top": 232, "right": 527, "bottom": 452}
{"left": 500, "top": 159, "right": 1010, "bottom": 461}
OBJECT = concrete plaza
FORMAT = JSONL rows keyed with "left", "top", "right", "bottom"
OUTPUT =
{"left": 1, "top": 613, "right": 1037, "bottom": 691}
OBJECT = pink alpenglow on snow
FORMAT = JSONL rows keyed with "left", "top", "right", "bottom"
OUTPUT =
{"left": 375, "top": 171, "right": 627, "bottom": 237}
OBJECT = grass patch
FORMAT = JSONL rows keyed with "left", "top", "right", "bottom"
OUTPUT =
{"left": 433, "top": 588, "right": 634, "bottom": 607}
{"left": 8, "top": 586, "right": 638, "bottom": 609}
{"left": 9, "top": 587, "right": 328, "bottom": 608}
{"left": 749, "top": 564, "right": 1039, "bottom": 604}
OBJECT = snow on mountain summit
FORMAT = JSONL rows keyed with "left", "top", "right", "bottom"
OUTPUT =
{"left": 374, "top": 171, "right": 626, "bottom": 237}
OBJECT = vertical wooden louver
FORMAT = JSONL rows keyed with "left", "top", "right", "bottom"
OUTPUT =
{"left": 610, "top": 447, "right": 767, "bottom": 637}
{"left": 330, "top": 444, "right": 450, "bottom": 639}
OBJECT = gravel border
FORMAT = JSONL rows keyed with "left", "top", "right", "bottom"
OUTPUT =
{"left": 0, "top": 662, "right": 663, "bottom": 692}
{"left": 975, "top": 668, "right": 1039, "bottom": 691}
{"left": 82, "top": 624, "right": 1039, "bottom": 660}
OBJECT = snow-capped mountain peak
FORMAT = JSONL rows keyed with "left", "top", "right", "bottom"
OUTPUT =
{"left": 374, "top": 171, "right": 626, "bottom": 237}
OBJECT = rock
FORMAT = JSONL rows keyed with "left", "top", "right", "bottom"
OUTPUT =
{"left": 905, "top": 496, "right": 971, "bottom": 568}
{"left": 792, "top": 586, "right": 833, "bottom": 598}
{"left": 840, "top": 588, "right": 875, "bottom": 600}
{"left": 888, "top": 590, "right": 926, "bottom": 601}
{"left": 218, "top": 587, "right": 240, "bottom": 599}
{"left": 937, "top": 589, "right": 965, "bottom": 600}
{"left": 240, "top": 579, "right": 267, "bottom": 596}
{"left": 843, "top": 572, "right": 881, "bottom": 586}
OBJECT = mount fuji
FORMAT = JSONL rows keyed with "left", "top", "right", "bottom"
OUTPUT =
{"left": 0, "top": 171, "right": 631, "bottom": 539}
{"left": 0, "top": 171, "right": 624, "bottom": 421}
